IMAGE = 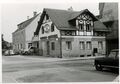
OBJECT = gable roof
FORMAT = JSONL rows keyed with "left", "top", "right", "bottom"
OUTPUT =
{"left": 68, "top": 9, "right": 98, "bottom": 21}
{"left": 13, "top": 14, "right": 39, "bottom": 34}
{"left": 94, "top": 21, "right": 108, "bottom": 32}
{"left": 45, "top": 8, "right": 76, "bottom": 29}
{"left": 34, "top": 8, "right": 107, "bottom": 35}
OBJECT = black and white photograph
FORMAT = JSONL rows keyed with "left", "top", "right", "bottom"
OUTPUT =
{"left": 1, "top": 0, "right": 119, "bottom": 83}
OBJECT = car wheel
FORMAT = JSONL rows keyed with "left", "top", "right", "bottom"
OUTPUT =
{"left": 95, "top": 63, "right": 103, "bottom": 71}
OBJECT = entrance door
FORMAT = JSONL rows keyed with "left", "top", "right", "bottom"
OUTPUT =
{"left": 93, "top": 48, "right": 98, "bottom": 56}
{"left": 46, "top": 41, "right": 50, "bottom": 55}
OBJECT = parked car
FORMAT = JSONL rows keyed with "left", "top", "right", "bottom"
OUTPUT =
{"left": 94, "top": 49, "right": 119, "bottom": 71}
{"left": 4, "top": 50, "right": 14, "bottom": 56}
{"left": 22, "top": 46, "right": 35, "bottom": 55}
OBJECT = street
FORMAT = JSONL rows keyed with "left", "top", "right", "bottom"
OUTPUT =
{"left": 2, "top": 55, "right": 118, "bottom": 83}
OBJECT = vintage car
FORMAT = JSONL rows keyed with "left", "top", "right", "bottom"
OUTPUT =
{"left": 94, "top": 49, "right": 119, "bottom": 71}
{"left": 4, "top": 50, "right": 14, "bottom": 56}
{"left": 22, "top": 46, "right": 36, "bottom": 55}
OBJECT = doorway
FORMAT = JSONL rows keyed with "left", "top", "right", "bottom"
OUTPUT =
{"left": 46, "top": 41, "right": 50, "bottom": 55}
{"left": 93, "top": 48, "right": 98, "bottom": 56}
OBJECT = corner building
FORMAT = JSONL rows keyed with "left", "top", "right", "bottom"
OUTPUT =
{"left": 34, "top": 8, "right": 108, "bottom": 58}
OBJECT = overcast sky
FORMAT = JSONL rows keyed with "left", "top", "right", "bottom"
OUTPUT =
{"left": 1, "top": 2, "right": 99, "bottom": 42}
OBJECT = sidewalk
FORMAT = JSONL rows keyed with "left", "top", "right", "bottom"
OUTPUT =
{"left": 20, "top": 55, "right": 105, "bottom": 61}
{"left": 3, "top": 55, "right": 105, "bottom": 65}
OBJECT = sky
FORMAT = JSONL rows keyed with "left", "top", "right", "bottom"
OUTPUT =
{"left": 1, "top": 2, "right": 99, "bottom": 42}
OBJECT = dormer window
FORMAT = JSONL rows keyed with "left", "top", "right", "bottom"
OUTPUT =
{"left": 51, "top": 23, "right": 54, "bottom": 32}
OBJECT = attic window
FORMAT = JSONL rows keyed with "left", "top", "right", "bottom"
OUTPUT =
{"left": 78, "top": 24, "right": 84, "bottom": 31}
{"left": 42, "top": 26, "right": 44, "bottom": 34}
{"left": 51, "top": 23, "right": 54, "bottom": 32}
{"left": 86, "top": 24, "right": 90, "bottom": 31}
{"left": 46, "top": 14, "right": 49, "bottom": 20}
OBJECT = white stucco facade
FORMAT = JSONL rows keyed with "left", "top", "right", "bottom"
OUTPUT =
{"left": 25, "top": 14, "right": 41, "bottom": 49}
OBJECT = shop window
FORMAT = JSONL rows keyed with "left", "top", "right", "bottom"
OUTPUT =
{"left": 79, "top": 41, "right": 85, "bottom": 49}
{"left": 51, "top": 42, "right": 55, "bottom": 50}
{"left": 66, "top": 41, "right": 72, "bottom": 50}
{"left": 86, "top": 41, "right": 92, "bottom": 49}
{"left": 51, "top": 23, "right": 54, "bottom": 32}
{"left": 98, "top": 41, "right": 103, "bottom": 49}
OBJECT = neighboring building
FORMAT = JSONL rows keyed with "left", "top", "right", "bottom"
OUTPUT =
{"left": 12, "top": 12, "right": 41, "bottom": 53}
{"left": 99, "top": 3, "right": 119, "bottom": 54}
{"left": 34, "top": 8, "right": 108, "bottom": 58}
{"left": 2, "top": 34, "right": 13, "bottom": 54}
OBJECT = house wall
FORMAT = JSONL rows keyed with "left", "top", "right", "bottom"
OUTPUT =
{"left": 100, "top": 3, "right": 118, "bottom": 21}
{"left": 61, "top": 36, "right": 106, "bottom": 58}
{"left": 39, "top": 15, "right": 61, "bottom": 56}
{"left": 25, "top": 14, "right": 41, "bottom": 49}
{"left": 12, "top": 29, "right": 26, "bottom": 53}
{"left": 38, "top": 10, "right": 107, "bottom": 58}
{"left": 40, "top": 38, "right": 60, "bottom": 57}
{"left": 99, "top": 3, "right": 119, "bottom": 54}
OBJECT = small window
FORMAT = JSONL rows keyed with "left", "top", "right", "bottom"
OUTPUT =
{"left": 79, "top": 41, "right": 85, "bottom": 49}
{"left": 79, "top": 24, "right": 84, "bottom": 31}
{"left": 28, "top": 43, "right": 32, "bottom": 48}
{"left": 51, "top": 23, "right": 54, "bottom": 32}
{"left": 46, "top": 14, "right": 49, "bottom": 20}
{"left": 18, "top": 44, "right": 19, "bottom": 49}
{"left": 21, "top": 44, "right": 22, "bottom": 49}
{"left": 98, "top": 41, "right": 103, "bottom": 49}
{"left": 51, "top": 42, "right": 55, "bottom": 50}
{"left": 86, "top": 41, "right": 92, "bottom": 49}
{"left": 80, "top": 55, "right": 85, "bottom": 57}
{"left": 109, "top": 51, "right": 116, "bottom": 59}
{"left": 66, "top": 41, "right": 72, "bottom": 50}
{"left": 86, "top": 24, "right": 90, "bottom": 31}
{"left": 65, "top": 31, "right": 72, "bottom": 36}
{"left": 42, "top": 26, "right": 44, "bottom": 34}
{"left": 87, "top": 55, "right": 91, "bottom": 57}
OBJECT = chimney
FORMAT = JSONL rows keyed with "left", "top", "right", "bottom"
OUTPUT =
{"left": 33, "top": 11, "right": 37, "bottom": 17}
{"left": 68, "top": 6, "right": 73, "bottom": 11}
{"left": 27, "top": 16, "right": 29, "bottom": 20}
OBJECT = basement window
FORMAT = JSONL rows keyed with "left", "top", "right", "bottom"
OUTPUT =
{"left": 80, "top": 55, "right": 85, "bottom": 57}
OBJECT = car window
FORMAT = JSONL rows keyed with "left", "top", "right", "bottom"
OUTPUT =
{"left": 30, "top": 47, "right": 33, "bottom": 49}
{"left": 109, "top": 51, "right": 116, "bottom": 58}
{"left": 116, "top": 51, "right": 119, "bottom": 59}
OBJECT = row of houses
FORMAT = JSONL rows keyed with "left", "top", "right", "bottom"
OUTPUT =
{"left": 12, "top": 3, "right": 119, "bottom": 58}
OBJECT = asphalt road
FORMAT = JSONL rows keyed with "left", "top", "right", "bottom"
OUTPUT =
{"left": 2, "top": 55, "right": 118, "bottom": 83}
